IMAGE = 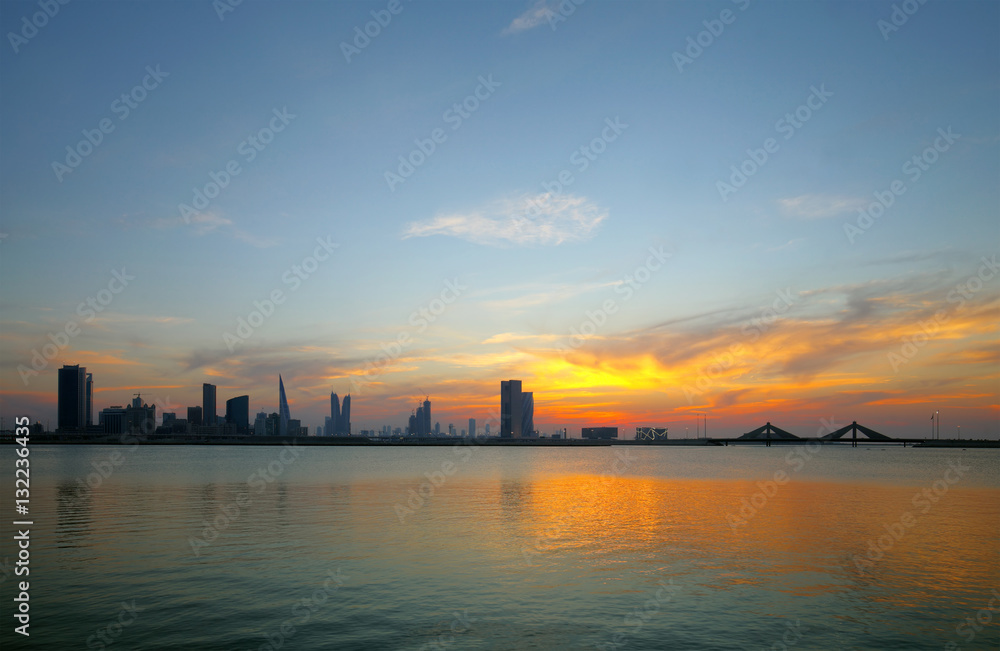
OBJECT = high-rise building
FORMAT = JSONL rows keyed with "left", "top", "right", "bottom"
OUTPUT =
{"left": 162, "top": 413, "right": 177, "bottom": 426}
{"left": 278, "top": 375, "right": 291, "bottom": 437}
{"left": 187, "top": 406, "right": 203, "bottom": 426}
{"left": 203, "top": 383, "right": 217, "bottom": 427}
{"left": 85, "top": 372, "right": 94, "bottom": 427}
{"left": 330, "top": 393, "right": 341, "bottom": 434}
{"left": 126, "top": 394, "right": 156, "bottom": 435}
{"left": 408, "top": 411, "right": 418, "bottom": 435}
{"left": 469, "top": 418, "right": 476, "bottom": 438}
{"left": 500, "top": 380, "right": 523, "bottom": 438}
{"left": 254, "top": 411, "right": 268, "bottom": 436}
{"left": 226, "top": 395, "right": 250, "bottom": 434}
{"left": 521, "top": 392, "right": 534, "bottom": 438}
{"left": 485, "top": 423, "right": 491, "bottom": 435}
{"left": 415, "top": 406, "right": 425, "bottom": 436}
{"left": 422, "top": 398, "right": 431, "bottom": 438}
{"left": 58, "top": 364, "right": 87, "bottom": 431}
{"left": 341, "top": 395, "right": 351, "bottom": 435}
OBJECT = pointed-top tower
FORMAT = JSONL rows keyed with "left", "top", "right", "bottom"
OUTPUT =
{"left": 278, "top": 375, "right": 291, "bottom": 437}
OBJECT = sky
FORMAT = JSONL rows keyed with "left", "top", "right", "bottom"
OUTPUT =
{"left": 0, "top": 0, "right": 997, "bottom": 438}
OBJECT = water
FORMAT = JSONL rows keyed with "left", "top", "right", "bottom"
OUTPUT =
{"left": 1, "top": 444, "right": 998, "bottom": 650}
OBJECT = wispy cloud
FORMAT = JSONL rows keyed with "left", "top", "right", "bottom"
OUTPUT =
{"left": 403, "top": 193, "right": 606, "bottom": 246}
{"left": 777, "top": 194, "right": 866, "bottom": 220}
{"left": 150, "top": 211, "right": 278, "bottom": 248}
{"left": 502, "top": 0, "right": 557, "bottom": 35}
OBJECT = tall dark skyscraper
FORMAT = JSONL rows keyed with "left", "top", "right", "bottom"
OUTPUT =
{"left": 341, "top": 394, "right": 351, "bottom": 435}
{"left": 58, "top": 364, "right": 86, "bottom": 431}
{"left": 187, "top": 406, "right": 203, "bottom": 426}
{"left": 500, "top": 380, "right": 523, "bottom": 438}
{"left": 203, "top": 383, "right": 217, "bottom": 427}
{"left": 85, "top": 372, "right": 94, "bottom": 427}
{"left": 328, "top": 393, "right": 341, "bottom": 436}
{"left": 469, "top": 418, "right": 476, "bottom": 438}
{"left": 422, "top": 398, "right": 431, "bottom": 437}
{"left": 331, "top": 393, "right": 341, "bottom": 433}
{"left": 521, "top": 391, "right": 534, "bottom": 438}
{"left": 226, "top": 395, "right": 250, "bottom": 434}
{"left": 278, "top": 375, "right": 290, "bottom": 437}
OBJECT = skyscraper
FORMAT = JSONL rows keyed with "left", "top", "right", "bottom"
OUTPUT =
{"left": 422, "top": 398, "right": 431, "bottom": 438}
{"left": 226, "top": 395, "right": 250, "bottom": 434}
{"left": 58, "top": 364, "right": 86, "bottom": 431}
{"left": 500, "top": 380, "right": 523, "bottom": 438}
{"left": 521, "top": 392, "right": 534, "bottom": 438}
{"left": 278, "top": 375, "right": 290, "bottom": 437}
{"left": 469, "top": 418, "right": 476, "bottom": 438}
{"left": 415, "top": 406, "right": 425, "bottom": 436}
{"left": 330, "top": 393, "right": 341, "bottom": 436}
{"left": 187, "top": 406, "right": 203, "bottom": 426}
{"left": 203, "top": 383, "right": 217, "bottom": 426}
{"left": 85, "top": 372, "right": 93, "bottom": 427}
{"left": 341, "top": 394, "right": 351, "bottom": 435}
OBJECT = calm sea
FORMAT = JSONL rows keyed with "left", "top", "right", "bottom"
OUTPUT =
{"left": 1, "top": 444, "right": 998, "bottom": 650}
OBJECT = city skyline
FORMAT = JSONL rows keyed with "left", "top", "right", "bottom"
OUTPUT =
{"left": 37, "top": 363, "right": 992, "bottom": 439}
{"left": 1, "top": 1, "right": 998, "bottom": 439}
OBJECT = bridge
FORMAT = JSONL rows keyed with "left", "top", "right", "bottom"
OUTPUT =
{"left": 707, "top": 421, "right": 928, "bottom": 447}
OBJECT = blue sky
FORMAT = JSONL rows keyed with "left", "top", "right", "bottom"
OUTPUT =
{"left": 1, "top": 0, "right": 998, "bottom": 437}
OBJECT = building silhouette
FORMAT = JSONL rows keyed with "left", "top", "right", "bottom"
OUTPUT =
{"left": 521, "top": 392, "right": 534, "bottom": 438}
{"left": 469, "top": 418, "right": 476, "bottom": 438}
{"left": 226, "top": 395, "right": 250, "bottom": 434}
{"left": 501, "top": 380, "right": 523, "bottom": 438}
{"left": 278, "top": 375, "right": 291, "bottom": 437}
{"left": 341, "top": 395, "right": 351, "bottom": 435}
{"left": 582, "top": 427, "right": 618, "bottom": 440}
{"left": 58, "top": 364, "right": 87, "bottom": 431}
{"left": 85, "top": 372, "right": 94, "bottom": 427}
{"left": 203, "top": 383, "right": 217, "bottom": 427}
{"left": 187, "top": 406, "right": 203, "bottom": 426}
